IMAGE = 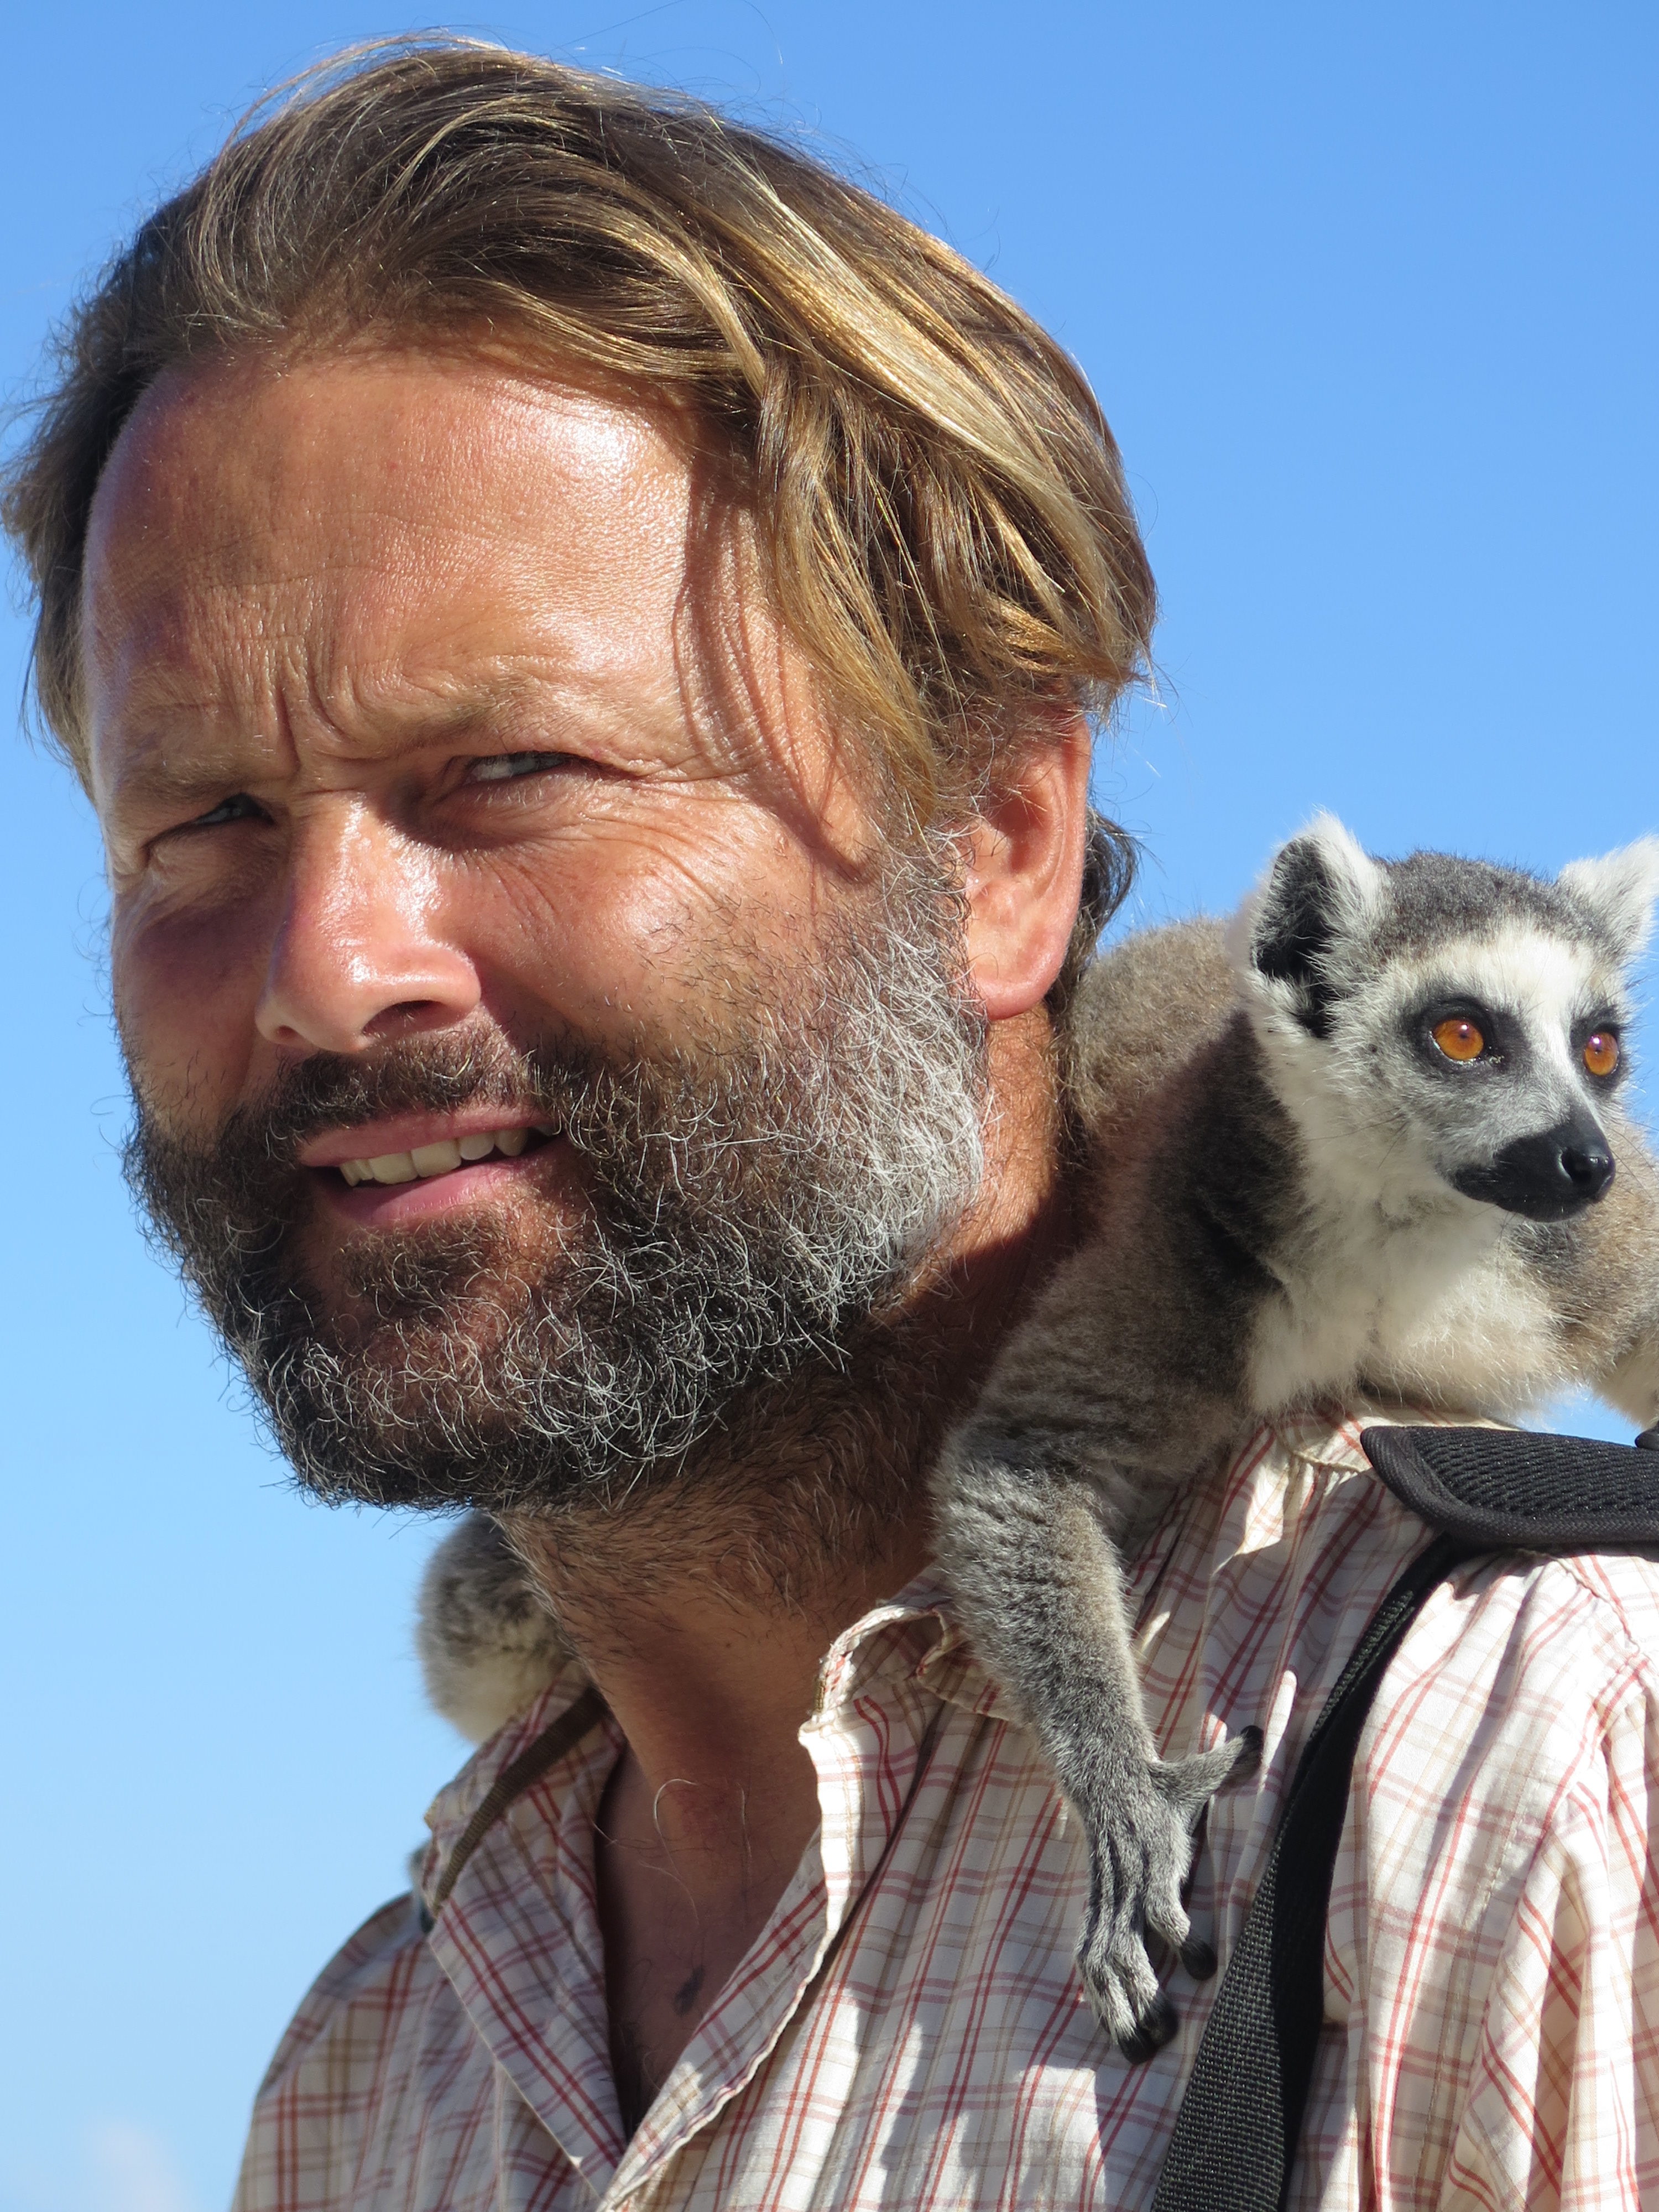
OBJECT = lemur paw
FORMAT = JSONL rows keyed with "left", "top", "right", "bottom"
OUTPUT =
{"left": 1074, "top": 1726, "right": 1262, "bottom": 2059}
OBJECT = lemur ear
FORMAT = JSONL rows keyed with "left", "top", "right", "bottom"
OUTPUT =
{"left": 1237, "top": 815, "right": 1385, "bottom": 1035}
{"left": 1557, "top": 837, "right": 1659, "bottom": 964}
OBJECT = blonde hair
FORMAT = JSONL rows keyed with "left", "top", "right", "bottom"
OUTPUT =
{"left": 3, "top": 37, "right": 1152, "bottom": 949}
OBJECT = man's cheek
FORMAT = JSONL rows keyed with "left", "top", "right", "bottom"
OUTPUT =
{"left": 112, "top": 895, "right": 265, "bottom": 1125}
{"left": 480, "top": 811, "right": 825, "bottom": 1040}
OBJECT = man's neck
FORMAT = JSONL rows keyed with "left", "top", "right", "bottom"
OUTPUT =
{"left": 502, "top": 1323, "right": 947, "bottom": 2132}
{"left": 503, "top": 1002, "right": 1074, "bottom": 2130}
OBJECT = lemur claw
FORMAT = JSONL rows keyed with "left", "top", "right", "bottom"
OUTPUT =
{"left": 1075, "top": 1726, "right": 1260, "bottom": 2058}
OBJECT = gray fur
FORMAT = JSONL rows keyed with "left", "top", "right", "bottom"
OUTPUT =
{"left": 934, "top": 816, "right": 1659, "bottom": 2057}
{"left": 415, "top": 1514, "right": 572, "bottom": 1744}
{"left": 407, "top": 820, "right": 1659, "bottom": 2048}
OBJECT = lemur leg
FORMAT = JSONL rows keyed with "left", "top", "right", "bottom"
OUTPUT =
{"left": 932, "top": 1433, "right": 1260, "bottom": 2057}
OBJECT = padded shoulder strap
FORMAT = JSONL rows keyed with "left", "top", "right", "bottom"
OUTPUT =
{"left": 1152, "top": 1421, "right": 1659, "bottom": 2212}
{"left": 1361, "top": 1421, "right": 1659, "bottom": 1551}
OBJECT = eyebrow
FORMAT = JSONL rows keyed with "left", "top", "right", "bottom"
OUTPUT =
{"left": 102, "top": 672, "right": 561, "bottom": 813}
{"left": 111, "top": 754, "right": 263, "bottom": 816}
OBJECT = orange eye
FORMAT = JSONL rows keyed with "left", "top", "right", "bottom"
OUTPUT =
{"left": 1433, "top": 1017, "right": 1486, "bottom": 1062}
{"left": 1583, "top": 1031, "right": 1621, "bottom": 1078}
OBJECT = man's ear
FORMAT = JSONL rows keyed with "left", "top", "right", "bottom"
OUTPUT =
{"left": 959, "top": 712, "right": 1093, "bottom": 1021}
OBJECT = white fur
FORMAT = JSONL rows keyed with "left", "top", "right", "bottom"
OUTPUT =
{"left": 420, "top": 1639, "right": 566, "bottom": 1746}
{"left": 1226, "top": 810, "right": 1387, "bottom": 982}
{"left": 1610, "top": 1335, "right": 1659, "bottom": 1428}
{"left": 1558, "top": 836, "right": 1659, "bottom": 960}
{"left": 1247, "top": 1205, "right": 1568, "bottom": 1418}
{"left": 1242, "top": 912, "right": 1636, "bottom": 1418}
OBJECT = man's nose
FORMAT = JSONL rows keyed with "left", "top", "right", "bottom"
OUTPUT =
{"left": 253, "top": 806, "right": 481, "bottom": 1053}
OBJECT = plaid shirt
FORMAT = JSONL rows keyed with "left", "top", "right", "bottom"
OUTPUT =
{"left": 234, "top": 1408, "right": 1659, "bottom": 2210}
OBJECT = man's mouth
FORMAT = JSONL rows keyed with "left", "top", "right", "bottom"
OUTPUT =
{"left": 335, "top": 1125, "right": 555, "bottom": 1187}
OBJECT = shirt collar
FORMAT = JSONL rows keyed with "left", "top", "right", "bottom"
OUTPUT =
{"left": 421, "top": 1400, "right": 1503, "bottom": 1871}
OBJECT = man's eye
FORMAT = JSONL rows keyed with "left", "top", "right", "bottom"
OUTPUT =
{"left": 184, "top": 792, "right": 265, "bottom": 829}
{"left": 465, "top": 751, "right": 567, "bottom": 785}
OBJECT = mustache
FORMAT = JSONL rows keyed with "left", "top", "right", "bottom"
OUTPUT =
{"left": 206, "top": 1026, "right": 603, "bottom": 1172}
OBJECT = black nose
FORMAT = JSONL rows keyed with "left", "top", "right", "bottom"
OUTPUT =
{"left": 1451, "top": 1117, "right": 1616, "bottom": 1220}
{"left": 1561, "top": 1143, "right": 1615, "bottom": 1199}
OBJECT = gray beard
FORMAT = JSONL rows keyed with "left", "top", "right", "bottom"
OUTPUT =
{"left": 122, "top": 857, "right": 989, "bottom": 1517}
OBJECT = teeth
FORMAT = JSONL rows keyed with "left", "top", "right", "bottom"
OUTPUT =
{"left": 337, "top": 1128, "right": 542, "bottom": 1186}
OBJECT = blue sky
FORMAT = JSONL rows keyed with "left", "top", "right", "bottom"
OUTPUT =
{"left": 2, "top": 6, "right": 1655, "bottom": 2207}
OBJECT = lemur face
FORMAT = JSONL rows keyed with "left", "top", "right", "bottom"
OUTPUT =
{"left": 1239, "top": 817, "right": 1659, "bottom": 1223}
{"left": 1329, "top": 930, "right": 1626, "bottom": 1220}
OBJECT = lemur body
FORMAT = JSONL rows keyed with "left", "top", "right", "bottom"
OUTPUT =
{"left": 415, "top": 818, "right": 1659, "bottom": 2061}
{"left": 932, "top": 817, "right": 1659, "bottom": 2054}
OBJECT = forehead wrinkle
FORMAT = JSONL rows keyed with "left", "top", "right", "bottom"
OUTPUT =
{"left": 293, "top": 651, "right": 564, "bottom": 749}
{"left": 106, "top": 639, "right": 589, "bottom": 779}
{"left": 87, "top": 568, "right": 323, "bottom": 795}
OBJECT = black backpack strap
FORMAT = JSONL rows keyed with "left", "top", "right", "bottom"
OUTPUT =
{"left": 1361, "top": 1422, "right": 1659, "bottom": 1550}
{"left": 1150, "top": 1527, "right": 1473, "bottom": 2212}
{"left": 1151, "top": 1423, "right": 1659, "bottom": 2212}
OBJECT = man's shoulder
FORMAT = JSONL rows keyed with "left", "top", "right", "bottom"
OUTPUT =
{"left": 1193, "top": 1409, "right": 1659, "bottom": 1767}
{"left": 250, "top": 1887, "right": 438, "bottom": 2100}
{"left": 233, "top": 1885, "right": 497, "bottom": 2211}
{"left": 1355, "top": 1525, "right": 1659, "bottom": 1875}
{"left": 1448, "top": 1541, "right": 1659, "bottom": 1715}
{"left": 1341, "top": 1410, "right": 1659, "bottom": 1728}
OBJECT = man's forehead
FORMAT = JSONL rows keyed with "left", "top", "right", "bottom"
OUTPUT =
{"left": 90, "top": 347, "right": 684, "bottom": 530}
{"left": 80, "top": 349, "right": 718, "bottom": 793}
{"left": 85, "top": 352, "right": 698, "bottom": 628}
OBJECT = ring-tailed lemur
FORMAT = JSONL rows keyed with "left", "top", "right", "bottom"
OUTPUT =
{"left": 933, "top": 816, "right": 1659, "bottom": 2056}
{"left": 413, "top": 817, "right": 1659, "bottom": 2059}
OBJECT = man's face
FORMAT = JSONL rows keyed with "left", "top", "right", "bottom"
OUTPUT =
{"left": 82, "top": 348, "right": 986, "bottom": 1509}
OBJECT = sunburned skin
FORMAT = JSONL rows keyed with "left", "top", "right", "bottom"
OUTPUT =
{"left": 82, "top": 351, "right": 890, "bottom": 1282}
{"left": 80, "top": 345, "right": 1097, "bottom": 2124}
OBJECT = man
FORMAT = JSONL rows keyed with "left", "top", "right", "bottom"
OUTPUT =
{"left": 8, "top": 38, "right": 1656, "bottom": 2210}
